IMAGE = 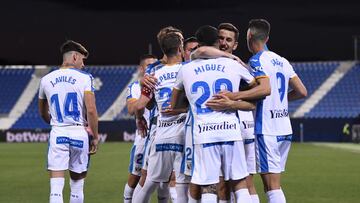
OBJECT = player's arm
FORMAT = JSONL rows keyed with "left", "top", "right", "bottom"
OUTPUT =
{"left": 288, "top": 76, "right": 307, "bottom": 101}
{"left": 206, "top": 94, "right": 256, "bottom": 111}
{"left": 84, "top": 91, "right": 99, "bottom": 155}
{"left": 38, "top": 99, "right": 50, "bottom": 124}
{"left": 224, "top": 77, "right": 271, "bottom": 101}
{"left": 191, "top": 46, "right": 244, "bottom": 64}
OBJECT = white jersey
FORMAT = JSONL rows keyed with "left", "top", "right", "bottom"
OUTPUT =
{"left": 238, "top": 110, "right": 255, "bottom": 139}
{"left": 150, "top": 62, "right": 187, "bottom": 140}
{"left": 174, "top": 57, "right": 255, "bottom": 144}
{"left": 126, "top": 81, "right": 157, "bottom": 145}
{"left": 39, "top": 67, "right": 94, "bottom": 126}
{"left": 249, "top": 50, "right": 297, "bottom": 136}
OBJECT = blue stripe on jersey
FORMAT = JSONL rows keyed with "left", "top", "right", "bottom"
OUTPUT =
{"left": 264, "top": 44, "right": 269, "bottom": 51}
{"left": 202, "top": 141, "right": 234, "bottom": 148}
{"left": 257, "top": 134, "right": 269, "bottom": 173}
{"left": 180, "top": 112, "right": 192, "bottom": 174}
{"left": 189, "top": 109, "right": 195, "bottom": 177}
{"left": 249, "top": 51, "right": 266, "bottom": 77}
{"left": 128, "top": 145, "right": 136, "bottom": 173}
{"left": 155, "top": 143, "right": 184, "bottom": 152}
{"left": 244, "top": 138, "right": 255, "bottom": 145}
{"left": 145, "top": 60, "right": 162, "bottom": 74}
{"left": 255, "top": 100, "right": 264, "bottom": 134}
{"left": 277, "top": 135, "right": 293, "bottom": 142}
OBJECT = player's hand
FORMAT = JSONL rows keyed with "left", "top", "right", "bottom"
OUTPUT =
{"left": 140, "top": 74, "right": 157, "bottom": 90}
{"left": 89, "top": 138, "right": 99, "bottom": 155}
{"left": 161, "top": 104, "right": 187, "bottom": 116}
{"left": 206, "top": 94, "right": 235, "bottom": 111}
{"left": 136, "top": 116, "right": 148, "bottom": 138}
{"left": 216, "top": 90, "right": 236, "bottom": 100}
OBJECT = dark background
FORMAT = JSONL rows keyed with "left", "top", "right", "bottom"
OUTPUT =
{"left": 0, "top": 0, "right": 359, "bottom": 65}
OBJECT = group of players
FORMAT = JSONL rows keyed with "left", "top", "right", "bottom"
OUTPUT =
{"left": 38, "top": 18, "right": 307, "bottom": 203}
{"left": 123, "top": 19, "right": 307, "bottom": 203}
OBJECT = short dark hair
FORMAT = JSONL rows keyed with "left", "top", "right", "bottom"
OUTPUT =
{"left": 218, "top": 23, "right": 239, "bottom": 42}
{"left": 248, "top": 19, "right": 270, "bottom": 41}
{"left": 139, "top": 54, "right": 157, "bottom": 64}
{"left": 183, "top": 37, "right": 198, "bottom": 48}
{"left": 60, "top": 40, "right": 89, "bottom": 58}
{"left": 195, "top": 25, "right": 218, "bottom": 46}
{"left": 160, "top": 33, "right": 182, "bottom": 57}
{"left": 157, "top": 26, "right": 183, "bottom": 45}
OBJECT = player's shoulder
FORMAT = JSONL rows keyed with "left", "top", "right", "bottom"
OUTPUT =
{"left": 249, "top": 51, "right": 265, "bottom": 67}
{"left": 145, "top": 60, "right": 163, "bottom": 74}
{"left": 128, "top": 80, "right": 140, "bottom": 89}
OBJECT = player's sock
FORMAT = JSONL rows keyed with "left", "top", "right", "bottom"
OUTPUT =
{"left": 169, "top": 186, "right": 177, "bottom": 203}
{"left": 251, "top": 194, "right": 260, "bottom": 203}
{"left": 266, "top": 189, "right": 286, "bottom": 203}
{"left": 175, "top": 183, "right": 188, "bottom": 203}
{"left": 234, "top": 188, "right": 252, "bottom": 203}
{"left": 201, "top": 193, "right": 217, "bottom": 203}
{"left": 219, "top": 200, "right": 230, "bottom": 203}
{"left": 123, "top": 183, "right": 135, "bottom": 203}
{"left": 188, "top": 190, "right": 201, "bottom": 203}
{"left": 133, "top": 180, "right": 158, "bottom": 202}
{"left": 69, "top": 178, "right": 84, "bottom": 203}
{"left": 230, "top": 192, "right": 235, "bottom": 203}
{"left": 50, "top": 177, "right": 64, "bottom": 203}
{"left": 132, "top": 183, "right": 142, "bottom": 199}
{"left": 157, "top": 182, "right": 170, "bottom": 203}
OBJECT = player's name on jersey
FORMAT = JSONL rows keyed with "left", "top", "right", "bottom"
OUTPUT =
{"left": 157, "top": 71, "right": 178, "bottom": 84}
{"left": 158, "top": 116, "right": 186, "bottom": 128}
{"left": 270, "top": 109, "right": 289, "bottom": 119}
{"left": 241, "top": 121, "right": 255, "bottom": 129}
{"left": 271, "top": 58, "right": 284, "bottom": 67}
{"left": 198, "top": 121, "right": 237, "bottom": 134}
{"left": 194, "top": 63, "right": 225, "bottom": 75}
{"left": 50, "top": 75, "right": 77, "bottom": 87}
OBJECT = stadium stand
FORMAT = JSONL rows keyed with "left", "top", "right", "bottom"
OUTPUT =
{"left": 289, "top": 61, "right": 340, "bottom": 114}
{"left": 0, "top": 67, "right": 35, "bottom": 114}
{"left": 305, "top": 63, "right": 360, "bottom": 118}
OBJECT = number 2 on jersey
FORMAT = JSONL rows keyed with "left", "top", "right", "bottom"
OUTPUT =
{"left": 159, "top": 87, "right": 172, "bottom": 110}
{"left": 50, "top": 92, "right": 80, "bottom": 122}
{"left": 191, "top": 78, "right": 233, "bottom": 114}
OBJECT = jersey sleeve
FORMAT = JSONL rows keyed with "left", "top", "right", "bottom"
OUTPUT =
{"left": 85, "top": 74, "right": 95, "bottom": 94}
{"left": 284, "top": 58, "right": 297, "bottom": 79}
{"left": 238, "top": 64, "right": 255, "bottom": 85}
{"left": 126, "top": 82, "right": 141, "bottom": 101}
{"left": 38, "top": 79, "right": 46, "bottom": 99}
{"left": 249, "top": 53, "right": 267, "bottom": 79}
{"left": 173, "top": 66, "right": 184, "bottom": 90}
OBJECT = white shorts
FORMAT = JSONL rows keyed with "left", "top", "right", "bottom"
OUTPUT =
{"left": 47, "top": 126, "right": 90, "bottom": 173}
{"left": 128, "top": 141, "right": 146, "bottom": 176}
{"left": 147, "top": 135, "right": 187, "bottom": 183}
{"left": 255, "top": 134, "right": 292, "bottom": 174}
{"left": 142, "top": 122, "right": 157, "bottom": 170}
{"left": 183, "top": 114, "right": 193, "bottom": 176}
{"left": 244, "top": 139, "right": 256, "bottom": 174}
{"left": 191, "top": 141, "right": 248, "bottom": 185}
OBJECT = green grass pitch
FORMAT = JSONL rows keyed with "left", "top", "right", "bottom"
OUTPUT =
{"left": 1, "top": 142, "right": 359, "bottom": 203}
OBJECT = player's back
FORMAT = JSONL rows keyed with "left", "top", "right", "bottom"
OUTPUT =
{"left": 180, "top": 57, "right": 254, "bottom": 144}
{"left": 249, "top": 50, "right": 297, "bottom": 135}
{"left": 39, "top": 67, "right": 94, "bottom": 126}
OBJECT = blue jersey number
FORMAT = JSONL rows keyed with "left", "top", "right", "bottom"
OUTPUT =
{"left": 185, "top": 147, "right": 192, "bottom": 160}
{"left": 159, "top": 87, "right": 172, "bottom": 110}
{"left": 191, "top": 78, "right": 233, "bottom": 114}
{"left": 276, "top": 72, "right": 286, "bottom": 102}
{"left": 50, "top": 92, "right": 80, "bottom": 122}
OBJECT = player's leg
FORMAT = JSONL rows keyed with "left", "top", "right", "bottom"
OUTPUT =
{"left": 169, "top": 171, "right": 177, "bottom": 202}
{"left": 191, "top": 143, "right": 222, "bottom": 203}
{"left": 217, "top": 176, "right": 231, "bottom": 202}
{"left": 48, "top": 127, "right": 70, "bottom": 203}
{"left": 244, "top": 138, "right": 260, "bottom": 203}
{"left": 256, "top": 134, "right": 290, "bottom": 203}
{"left": 188, "top": 182, "right": 201, "bottom": 203}
{"left": 68, "top": 127, "right": 91, "bottom": 203}
{"left": 124, "top": 143, "right": 144, "bottom": 202}
{"left": 225, "top": 141, "right": 252, "bottom": 203}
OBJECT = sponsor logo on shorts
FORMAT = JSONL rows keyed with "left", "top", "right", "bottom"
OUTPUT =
{"left": 198, "top": 121, "right": 237, "bottom": 134}
{"left": 158, "top": 116, "right": 186, "bottom": 128}
{"left": 276, "top": 135, "right": 292, "bottom": 142}
{"left": 270, "top": 109, "right": 289, "bottom": 119}
{"left": 56, "top": 137, "right": 84, "bottom": 148}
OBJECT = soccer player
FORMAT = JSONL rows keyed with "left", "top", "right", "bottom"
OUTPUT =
{"left": 239, "top": 19, "right": 307, "bottom": 203}
{"left": 38, "top": 40, "right": 99, "bottom": 203}
{"left": 184, "top": 36, "right": 199, "bottom": 61}
{"left": 133, "top": 32, "right": 189, "bottom": 203}
{"left": 123, "top": 54, "right": 157, "bottom": 203}
{"left": 171, "top": 25, "right": 255, "bottom": 203}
